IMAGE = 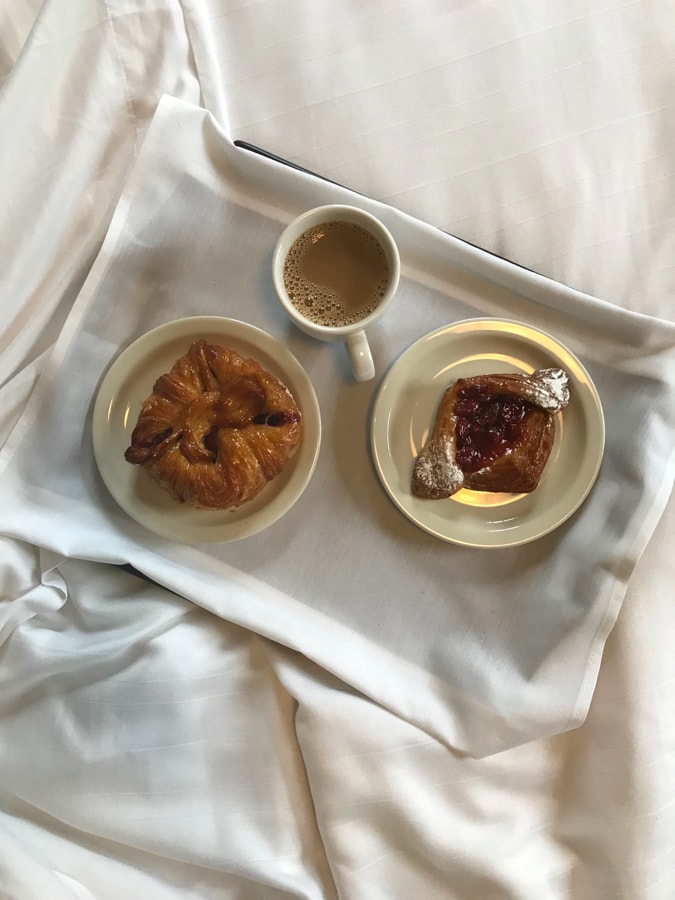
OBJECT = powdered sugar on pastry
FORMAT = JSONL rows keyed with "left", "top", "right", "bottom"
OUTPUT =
{"left": 412, "top": 435, "right": 464, "bottom": 499}
{"left": 524, "top": 367, "right": 570, "bottom": 412}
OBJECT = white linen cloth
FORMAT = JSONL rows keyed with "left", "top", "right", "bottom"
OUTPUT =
{"left": 2, "top": 91, "right": 674, "bottom": 758}
{"left": 2, "top": 1, "right": 675, "bottom": 897}
{"left": 3, "top": 536, "right": 675, "bottom": 899}
{"left": 185, "top": 0, "right": 675, "bottom": 322}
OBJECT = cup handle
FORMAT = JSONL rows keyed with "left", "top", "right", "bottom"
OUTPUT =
{"left": 345, "top": 330, "right": 375, "bottom": 382}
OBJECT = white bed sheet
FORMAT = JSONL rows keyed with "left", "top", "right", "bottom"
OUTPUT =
{"left": 1, "top": 2, "right": 674, "bottom": 898}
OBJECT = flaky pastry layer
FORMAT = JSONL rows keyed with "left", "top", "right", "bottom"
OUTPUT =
{"left": 125, "top": 340, "right": 302, "bottom": 509}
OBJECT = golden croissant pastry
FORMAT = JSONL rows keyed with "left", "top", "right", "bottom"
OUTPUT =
{"left": 412, "top": 368, "right": 570, "bottom": 499}
{"left": 124, "top": 340, "right": 303, "bottom": 509}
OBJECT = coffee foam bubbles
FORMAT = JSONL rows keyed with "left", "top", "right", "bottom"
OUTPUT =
{"left": 283, "top": 221, "right": 389, "bottom": 328}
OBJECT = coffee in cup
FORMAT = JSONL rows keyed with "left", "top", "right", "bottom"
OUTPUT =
{"left": 272, "top": 205, "right": 400, "bottom": 381}
{"left": 283, "top": 220, "right": 390, "bottom": 328}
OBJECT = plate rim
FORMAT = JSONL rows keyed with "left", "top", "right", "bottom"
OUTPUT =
{"left": 92, "top": 316, "right": 321, "bottom": 543}
{"left": 370, "top": 316, "right": 605, "bottom": 548}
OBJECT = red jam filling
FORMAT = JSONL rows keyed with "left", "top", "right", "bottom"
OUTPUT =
{"left": 454, "top": 384, "right": 534, "bottom": 473}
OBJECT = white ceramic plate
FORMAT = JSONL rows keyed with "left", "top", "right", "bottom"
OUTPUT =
{"left": 370, "top": 318, "right": 604, "bottom": 548}
{"left": 92, "top": 317, "right": 321, "bottom": 543}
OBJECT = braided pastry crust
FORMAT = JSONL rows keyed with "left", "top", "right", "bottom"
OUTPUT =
{"left": 124, "top": 340, "right": 303, "bottom": 509}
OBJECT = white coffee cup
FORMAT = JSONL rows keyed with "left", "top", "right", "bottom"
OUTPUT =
{"left": 272, "top": 204, "right": 400, "bottom": 382}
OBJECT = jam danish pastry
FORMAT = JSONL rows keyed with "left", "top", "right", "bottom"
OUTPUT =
{"left": 412, "top": 368, "right": 569, "bottom": 499}
{"left": 124, "top": 340, "right": 302, "bottom": 509}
